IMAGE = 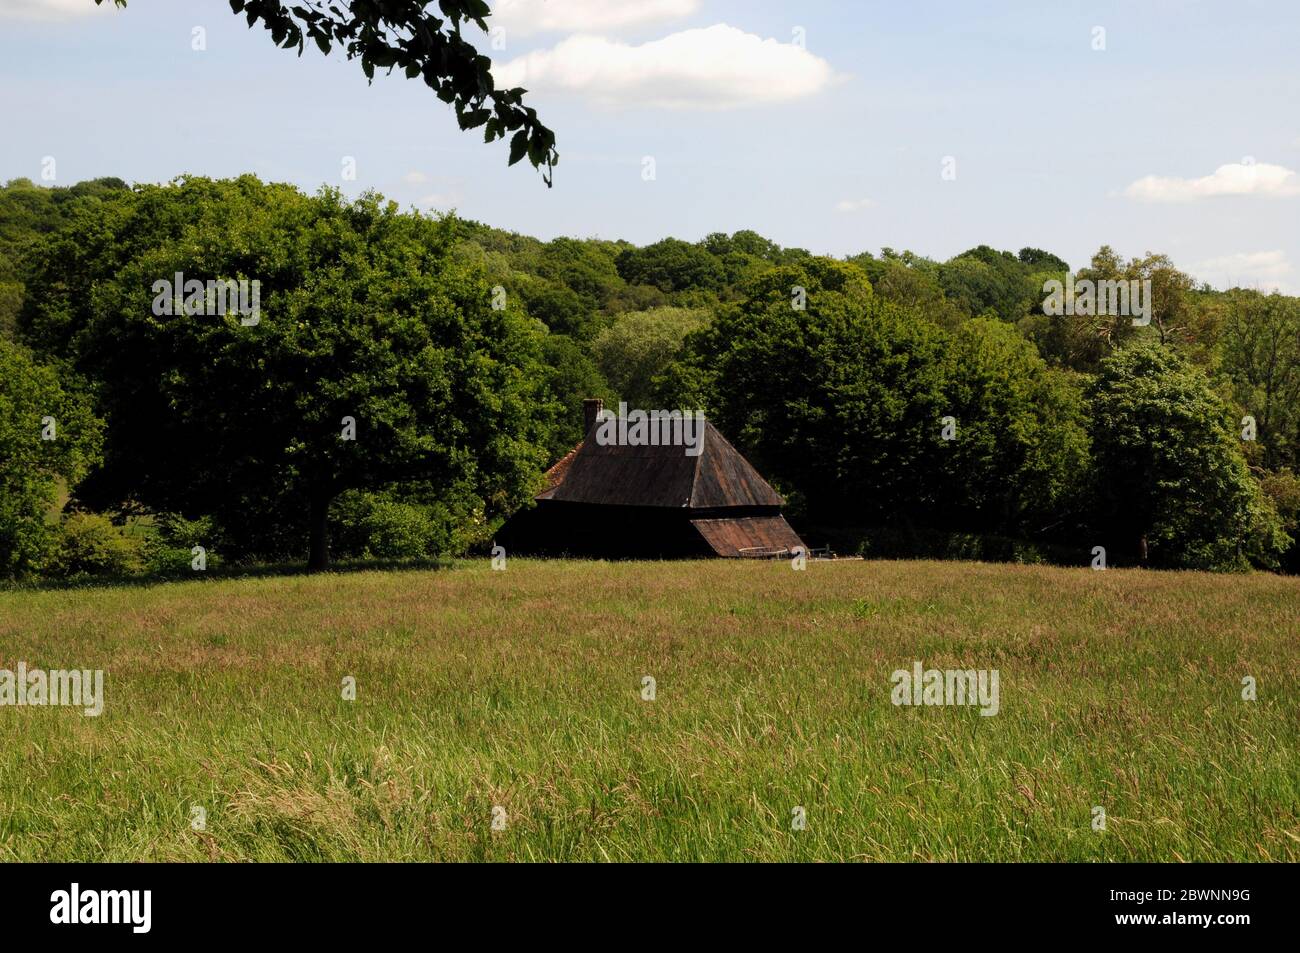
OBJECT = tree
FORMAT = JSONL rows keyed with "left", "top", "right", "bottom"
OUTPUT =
{"left": 615, "top": 238, "right": 725, "bottom": 293}
{"left": 19, "top": 176, "right": 231, "bottom": 359}
{"left": 536, "top": 333, "right": 612, "bottom": 459}
{"left": 699, "top": 230, "right": 787, "bottom": 290}
{"left": 937, "top": 319, "right": 1090, "bottom": 538}
{"left": 940, "top": 246, "right": 1040, "bottom": 321}
{"left": 1018, "top": 247, "right": 1070, "bottom": 272}
{"left": 1219, "top": 290, "right": 1300, "bottom": 469}
{"left": 0, "top": 176, "right": 132, "bottom": 339}
{"left": 852, "top": 253, "right": 963, "bottom": 328}
{"left": 98, "top": 0, "right": 557, "bottom": 185}
{"left": 672, "top": 258, "right": 956, "bottom": 526}
{"left": 51, "top": 177, "right": 551, "bottom": 570}
{"left": 1024, "top": 245, "right": 1194, "bottom": 373}
{"left": 701, "top": 230, "right": 781, "bottom": 262}
{"left": 514, "top": 277, "right": 594, "bottom": 338}
{"left": 535, "top": 237, "right": 624, "bottom": 312}
{"left": 0, "top": 338, "right": 102, "bottom": 577}
{"left": 1087, "top": 342, "right": 1289, "bottom": 570}
{"left": 1121, "top": 251, "right": 1198, "bottom": 348}
{"left": 591, "top": 307, "right": 709, "bottom": 409}
{"left": 1067, "top": 246, "right": 1201, "bottom": 355}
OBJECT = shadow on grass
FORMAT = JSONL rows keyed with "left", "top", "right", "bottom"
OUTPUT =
{"left": 0, "top": 557, "right": 465, "bottom": 594}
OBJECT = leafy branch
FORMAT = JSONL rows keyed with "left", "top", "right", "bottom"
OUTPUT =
{"left": 95, "top": 0, "right": 558, "bottom": 186}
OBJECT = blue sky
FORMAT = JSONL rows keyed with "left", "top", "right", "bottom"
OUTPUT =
{"left": 2, "top": 0, "right": 1298, "bottom": 288}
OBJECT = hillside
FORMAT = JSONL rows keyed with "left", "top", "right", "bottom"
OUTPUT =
{"left": 3, "top": 177, "right": 1299, "bottom": 580}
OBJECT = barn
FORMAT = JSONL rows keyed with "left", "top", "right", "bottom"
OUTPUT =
{"left": 497, "top": 399, "right": 806, "bottom": 559}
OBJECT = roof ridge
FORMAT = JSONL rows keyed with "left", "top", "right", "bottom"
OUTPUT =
{"left": 695, "top": 420, "right": 784, "bottom": 507}
{"left": 686, "top": 421, "right": 706, "bottom": 507}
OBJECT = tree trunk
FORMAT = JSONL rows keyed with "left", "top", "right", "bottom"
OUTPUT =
{"left": 308, "top": 494, "right": 331, "bottom": 571}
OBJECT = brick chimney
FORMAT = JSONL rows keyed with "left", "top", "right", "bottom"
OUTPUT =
{"left": 583, "top": 398, "right": 603, "bottom": 436}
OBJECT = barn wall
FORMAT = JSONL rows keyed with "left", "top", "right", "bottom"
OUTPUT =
{"left": 498, "top": 502, "right": 715, "bottom": 559}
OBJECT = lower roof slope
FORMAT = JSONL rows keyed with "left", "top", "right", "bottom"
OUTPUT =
{"left": 691, "top": 515, "right": 804, "bottom": 557}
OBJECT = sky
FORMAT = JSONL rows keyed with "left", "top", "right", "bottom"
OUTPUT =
{"left": 1, "top": 0, "right": 1298, "bottom": 289}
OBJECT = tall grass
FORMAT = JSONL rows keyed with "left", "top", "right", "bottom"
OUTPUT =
{"left": 1, "top": 559, "right": 1296, "bottom": 861}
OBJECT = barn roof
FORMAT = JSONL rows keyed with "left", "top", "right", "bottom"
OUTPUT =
{"left": 538, "top": 419, "right": 784, "bottom": 509}
{"left": 691, "top": 515, "right": 804, "bottom": 557}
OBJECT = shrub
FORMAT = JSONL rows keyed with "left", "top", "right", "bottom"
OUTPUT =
{"left": 43, "top": 512, "right": 143, "bottom": 578}
{"left": 142, "top": 512, "right": 220, "bottom": 576}
{"left": 0, "top": 338, "right": 102, "bottom": 578}
{"left": 330, "top": 493, "right": 451, "bottom": 560}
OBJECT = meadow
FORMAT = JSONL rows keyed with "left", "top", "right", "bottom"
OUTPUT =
{"left": 0, "top": 559, "right": 1296, "bottom": 862}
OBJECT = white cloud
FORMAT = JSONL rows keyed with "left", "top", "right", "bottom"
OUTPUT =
{"left": 1193, "top": 250, "right": 1293, "bottom": 293}
{"left": 402, "top": 171, "right": 430, "bottom": 185}
{"left": 492, "top": 0, "right": 700, "bottom": 37}
{"left": 494, "top": 24, "right": 837, "bottom": 110}
{"left": 1123, "top": 160, "right": 1300, "bottom": 203}
{"left": 835, "top": 198, "right": 875, "bottom": 213}
{"left": 417, "top": 192, "right": 462, "bottom": 209}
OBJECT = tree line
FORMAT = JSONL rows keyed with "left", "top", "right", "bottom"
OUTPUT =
{"left": 1, "top": 175, "right": 1297, "bottom": 578}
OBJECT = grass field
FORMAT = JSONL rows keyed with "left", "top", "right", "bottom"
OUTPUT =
{"left": 1, "top": 559, "right": 1297, "bottom": 862}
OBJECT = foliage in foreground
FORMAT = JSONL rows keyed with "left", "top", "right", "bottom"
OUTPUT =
{"left": 98, "top": 0, "right": 558, "bottom": 186}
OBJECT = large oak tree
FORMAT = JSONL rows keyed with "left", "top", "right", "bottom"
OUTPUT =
{"left": 24, "top": 176, "right": 552, "bottom": 569}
